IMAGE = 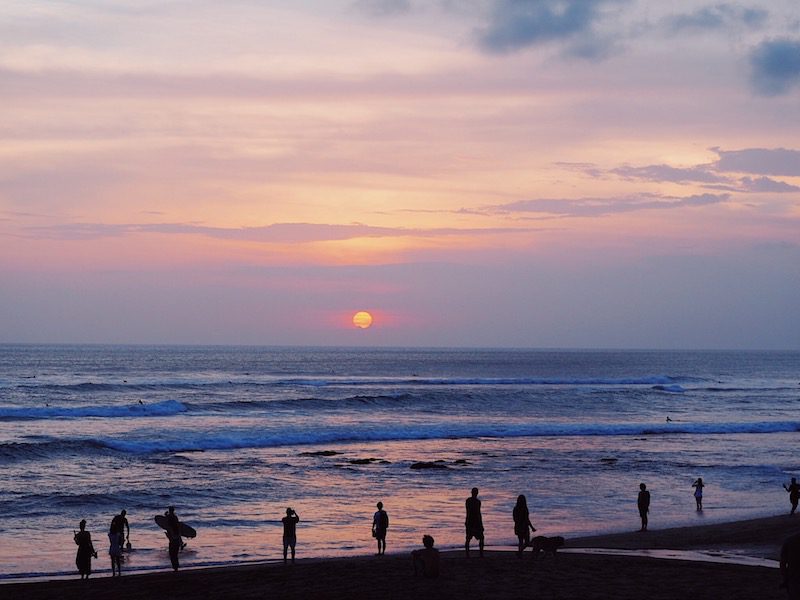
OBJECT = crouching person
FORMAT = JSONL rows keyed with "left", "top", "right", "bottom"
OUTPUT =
{"left": 411, "top": 535, "right": 440, "bottom": 578}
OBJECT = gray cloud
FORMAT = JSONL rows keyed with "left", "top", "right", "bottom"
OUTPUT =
{"left": 24, "top": 221, "right": 527, "bottom": 242}
{"left": 485, "top": 193, "right": 730, "bottom": 217}
{"left": 477, "top": 0, "right": 621, "bottom": 57}
{"left": 737, "top": 176, "right": 800, "bottom": 193}
{"left": 351, "top": 0, "right": 412, "bottom": 17}
{"left": 749, "top": 38, "right": 800, "bottom": 96}
{"left": 612, "top": 164, "right": 727, "bottom": 184}
{"left": 713, "top": 147, "right": 800, "bottom": 176}
{"left": 664, "top": 4, "right": 767, "bottom": 34}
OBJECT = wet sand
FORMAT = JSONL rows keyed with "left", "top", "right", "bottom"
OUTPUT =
{"left": 1, "top": 513, "right": 797, "bottom": 600}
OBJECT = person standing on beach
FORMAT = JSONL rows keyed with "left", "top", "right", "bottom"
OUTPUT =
{"left": 692, "top": 478, "right": 704, "bottom": 511}
{"left": 110, "top": 509, "right": 130, "bottom": 549}
{"left": 74, "top": 519, "right": 97, "bottom": 580}
{"left": 165, "top": 506, "right": 181, "bottom": 572}
{"left": 465, "top": 487, "right": 484, "bottom": 557}
{"left": 784, "top": 478, "right": 800, "bottom": 515}
{"left": 282, "top": 507, "right": 300, "bottom": 564}
{"left": 512, "top": 495, "right": 536, "bottom": 557}
{"left": 638, "top": 483, "right": 651, "bottom": 531}
{"left": 412, "top": 535, "right": 440, "bottom": 578}
{"left": 781, "top": 532, "right": 800, "bottom": 599}
{"left": 372, "top": 501, "right": 389, "bottom": 555}
{"left": 108, "top": 525, "right": 122, "bottom": 576}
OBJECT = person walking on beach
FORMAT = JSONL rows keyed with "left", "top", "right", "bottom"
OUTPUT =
{"left": 784, "top": 478, "right": 800, "bottom": 515}
{"left": 110, "top": 509, "right": 130, "bottom": 550}
{"left": 638, "top": 483, "right": 651, "bottom": 531}
{"left": 512, "top": 495, "right": 536, "bottom": 557}
{"left": 465, "top": 487, "right": 485, "bottom": 557}
{"left": 692, "top": 478, "right": 705, "bottom": 511}
{"left": 781, "top": 532, "right": 800, "bottom": 599}
{"left": 372, "top": 501, "right": 389, "bottom": 555}
{"left": 74, "top": 519, "right": 97, "bottom": 580}
{"left": 282, "top": 507, "right": 300, "bottom": 564}
{"left": 165, "top": 506, "right": 181, "bottom": 572}
{"left": 412, "top": 535, "right": 440, "bottom": 578}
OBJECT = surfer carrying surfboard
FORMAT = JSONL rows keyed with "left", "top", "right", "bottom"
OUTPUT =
{"left": 165, "top": 506, "right": 181, "bottom": 571}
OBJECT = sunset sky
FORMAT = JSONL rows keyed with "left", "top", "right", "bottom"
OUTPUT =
{"left": 1, "top": 0, "right": 798, "bottom": 348}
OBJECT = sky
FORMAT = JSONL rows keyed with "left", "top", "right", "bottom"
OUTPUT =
{"left": 1, "top": 0, "right": 799, "bottom": 349}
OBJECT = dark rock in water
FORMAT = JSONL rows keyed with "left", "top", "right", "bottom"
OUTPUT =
{"left": 299, "top": 450, "right": 341, "bottom": 457}
{"left": 453, "top": 459, "right": 470, "bottom": 465}
{"left": 349, "top": 458, "right": 381, "bottom": 465}
{"left": 600, "top": 457, "right": 618, "bottom": 464}
{"left": 410, "top": 461, "right": 450, "bottom": 470}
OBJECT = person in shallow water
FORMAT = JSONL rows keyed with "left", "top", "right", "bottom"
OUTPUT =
{"left": 784, "top": 478, "right": 800, "bottom": 515}
{"left": 411, "top": 535, "right": 440, "bottom": 578}
{"left": 74, "top": 519, "right": 97, "bottom": 580}
{"left": 512, "top": 495, "right": 536, "bottom": 557}
{"left": 372, "top": 501, "right": 389, "bottom": 556}
{"left": 638, "top": 483, "right": 651, "bottom": 531}
{"left": 165, "top": 506, "right": 181, "bottom": 572}
{"left": 464, "top": 487, "right": 485, "bottom": 558}
{"left": 692, "top": 478, "right": 705, "bottom": 511}
{"left": 110, "top": 509, "right": 130, "bottom": 549}
{"left": 282, "top": 507, "right": 300, "bottom": 564}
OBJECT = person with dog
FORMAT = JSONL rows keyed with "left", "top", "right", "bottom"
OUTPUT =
{"left": 638, "top": 483, "right": 651, "bottom": 531}
{"left": 372, "top": 501, "right": 389, "bottom": 555}
{"left": 411, "top": 535, "right": 440, "bottom": 578}
{"left": 464, "top": 487, "right": 484, "bottom": 557}
{"left": 512, "top": 494, "right": 536, "bottom": 557}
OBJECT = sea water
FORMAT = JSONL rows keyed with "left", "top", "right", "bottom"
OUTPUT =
{"left": 0, "top": 345, "right": 798, "bottom": 578}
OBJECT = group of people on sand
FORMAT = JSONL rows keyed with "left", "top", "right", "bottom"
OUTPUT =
{"left": 73, "top": 477, "right": 800, "bottom": 581}
{"left": 73, "top": 509, "right": 129, "bottom": 579}
{"left": 637, "top": 477, "right": 800, "bottom": 532}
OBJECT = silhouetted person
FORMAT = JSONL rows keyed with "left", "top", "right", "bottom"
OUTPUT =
{"left": 165, "top": 506, "right": 181, "bottom": 571}
{"left": 692, "top": 478, "right": 704, "bottom": 511}
{"left": 782, "top": 532, "right": 800, "bottom": 599}
{"left": 465, "top": 487, "right": 484, "bottom": 557}
{"left": 110, "top": 509, "right": 130, "bottom": 550}
{"left": 282, "top": 507, "right": 300, "bottom": 564}
{"left": 74, "top": 519, "right": 97, "bottom": 580}
{"left": 512, "top": 495, "right": 536, "bottom": 557}
{"left": 108, "top": 528, "right": 122, "bottom": 576}
{"left": 638, "top": 483, "right": 650, "bottom": 531}
{"left": 411, "top": 535, "right": 440, "bottom": 578}
{"left": 785, "top": 478, "right": 800, "bottom": 515}
{"left": 372, "top": 501, "right": 389, "bottom": 555}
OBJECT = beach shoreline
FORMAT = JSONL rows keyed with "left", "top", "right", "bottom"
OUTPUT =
{"left": 1, "top": 513, "right": 795, "bottom": 599}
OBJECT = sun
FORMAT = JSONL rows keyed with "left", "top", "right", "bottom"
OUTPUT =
{"left": 352, "top": 311, "right": 373, "bottom": 329}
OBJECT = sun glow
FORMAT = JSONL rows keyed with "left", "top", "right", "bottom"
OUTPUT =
{"left": 352, "top": 311, "right": 373, "bottom": 329}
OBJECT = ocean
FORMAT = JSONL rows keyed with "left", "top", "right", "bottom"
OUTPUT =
{"left": 0, "top": 345, "right": 798, "bottom": 579}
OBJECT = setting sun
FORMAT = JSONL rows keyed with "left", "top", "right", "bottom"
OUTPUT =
{"left": 352, "top": 311, "right": 373, "bottom": 329}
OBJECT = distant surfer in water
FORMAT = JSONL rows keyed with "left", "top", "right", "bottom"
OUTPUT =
{"left": 464, "top": 487, "right": 484, "bottom": 557}
{"left": 638, "top": 483, "right": 651, "bottom": 531}
{"left": 165, "top": 506, "right": 181, "bottom": 571}
{"left": 785, "top": 478, "right": 800, "bottom": 515}
{"left": 282, "top": 508, "right": 300, "bottom": 564}
{"left": 372, "top": 501, "right": 389, "bottom": 555}
{"left": 74, "top": 519, "right": 97, "bottom": 580}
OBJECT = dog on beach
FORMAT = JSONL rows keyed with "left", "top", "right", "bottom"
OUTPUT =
{"left": 529, "top": 535, "right": 565, "bottom": 557}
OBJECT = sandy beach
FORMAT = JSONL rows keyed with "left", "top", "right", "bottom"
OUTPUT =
{"left": 2, "top": 513, "right": 796, "bottom": 600}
